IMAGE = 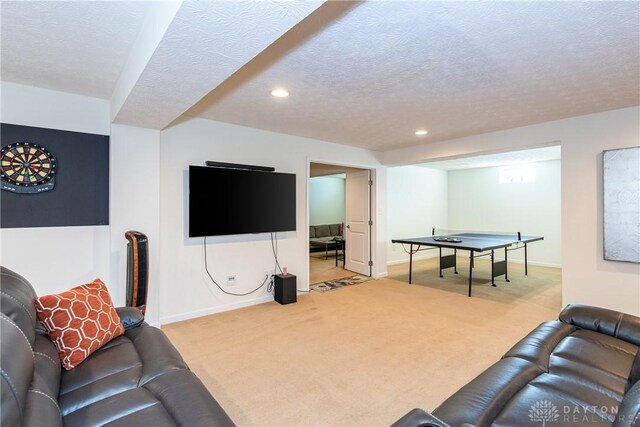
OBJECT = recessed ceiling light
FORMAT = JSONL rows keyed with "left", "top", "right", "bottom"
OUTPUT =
{"left": 271, "top": 88, "right": 289, "bottom": 98}
{"left": 415, "top": 129, "right": 428, "bottom": 136}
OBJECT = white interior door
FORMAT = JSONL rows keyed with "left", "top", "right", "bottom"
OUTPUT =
{"left": 345, "top": 169, "right": 371, "bottom": 276}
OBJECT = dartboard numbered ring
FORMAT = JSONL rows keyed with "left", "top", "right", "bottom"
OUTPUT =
{"left": 1, "top": 142, "right": 57, "bottom": 194}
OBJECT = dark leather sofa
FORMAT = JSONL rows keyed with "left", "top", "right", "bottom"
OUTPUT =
{"left": 393, "top": 304, "right": 640, "bottom": 427}
{"left": 1, "top": 266, "right": 234, "bottom": 426}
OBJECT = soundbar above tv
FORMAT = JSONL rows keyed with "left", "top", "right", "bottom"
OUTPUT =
{"left": 204, "top": 161, "right": 275, "bottom": 172}
{"left": 188, "top": 164, "right": 296, "bottom": 237}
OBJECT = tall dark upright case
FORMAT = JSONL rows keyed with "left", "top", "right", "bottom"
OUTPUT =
{"left": 274, "top": 274, "right": 297, "bottom": 305}
{"left": 125, "top": 231, "right": 149, "bottom": 315}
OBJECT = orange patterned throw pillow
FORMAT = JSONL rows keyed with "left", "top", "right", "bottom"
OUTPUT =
{"left": 34, "top": 279, "right": 124, "bottom": 370}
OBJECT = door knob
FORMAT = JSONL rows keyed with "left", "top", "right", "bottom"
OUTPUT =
{"left": 346, "top": 225, "right": 351, "bottom": 229}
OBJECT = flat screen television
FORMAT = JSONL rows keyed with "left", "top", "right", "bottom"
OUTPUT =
{"left": 189, "top": 165, "right": 296, "bottom": 237}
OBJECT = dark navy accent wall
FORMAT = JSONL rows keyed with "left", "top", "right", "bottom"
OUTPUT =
{"left": 1, "top": 123, "right": 109, "bottom": 228}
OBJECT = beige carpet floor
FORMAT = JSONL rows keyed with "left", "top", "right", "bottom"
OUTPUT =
{"left": 162, "top": 257, "right": 562, "bottom": 426}
{"left": 309, "top": 252, "right": 354, "bottom": 284}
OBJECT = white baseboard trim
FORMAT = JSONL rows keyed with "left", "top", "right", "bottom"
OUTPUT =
{"left": 159, "top": 294, "right": 273, "bottom": 325}
{"left": 375, "top": 271, "right": 389, "bottom": 278}
{"left": 509, "top": 259, "right": 561, "bottom": 268}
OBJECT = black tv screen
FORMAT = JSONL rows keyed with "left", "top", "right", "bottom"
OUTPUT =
{"left": 189, "top": 165, "right": 296, "bottom": 237}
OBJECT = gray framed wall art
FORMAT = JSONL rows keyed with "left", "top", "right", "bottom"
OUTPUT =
{"left": 603, "top": 146, "right": 640, "bottom": 263}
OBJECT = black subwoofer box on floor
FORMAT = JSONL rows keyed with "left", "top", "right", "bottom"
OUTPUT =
{"left": 274, "top": 274, "right": 297, "bottom": 305}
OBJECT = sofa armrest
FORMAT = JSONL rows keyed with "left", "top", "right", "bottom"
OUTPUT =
{"left": 116, "top": 306, "right": 145, "bottom": 330}
{"left": 559, "top": 304, "right": 640, "bottom": 346}
{"left": 391, "top": 409, "right": 450, "bottom": 427}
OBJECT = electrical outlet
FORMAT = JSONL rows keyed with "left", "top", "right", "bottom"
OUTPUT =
{"left": 227, "top": 275, "right": 236, "bottom": 286}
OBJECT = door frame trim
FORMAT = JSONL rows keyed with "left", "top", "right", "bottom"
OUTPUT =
{"left": 305, "top": 158, "right": 378, "bottom": 290}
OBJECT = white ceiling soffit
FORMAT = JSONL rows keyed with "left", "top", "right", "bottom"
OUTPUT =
{"left": 418, "top": 146, "right": 562, "bottom": 171}
{"left": 187, "top": 1, "right": 639, "bottom": 151}
{"left": 113, "top": 1, "right": 325, "bottom": 129}
{"left": 310, "top": 162, "right": 364, "bottom": 177}
{"left": 0, "top": 1, "right": 151, "bottom": 99}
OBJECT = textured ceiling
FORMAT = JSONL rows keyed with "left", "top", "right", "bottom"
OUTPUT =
{"left": 417, "top": 146, "right": 561, "bottom": 171}
{"left": 1, "top": 1, "right": 151, "bottom": 99}
{"left": 113, "top": 0, "right": 323, "bottom": 129}
{"left": 2, "top": 1, "right": 638, "bottom": 150}
{"left": 187, "top": 1, "right": 640, "bottom": 151}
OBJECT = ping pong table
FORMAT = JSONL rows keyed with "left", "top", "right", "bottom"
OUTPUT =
{"left": 391, "top": 230, "right": 543, "bottom": 297}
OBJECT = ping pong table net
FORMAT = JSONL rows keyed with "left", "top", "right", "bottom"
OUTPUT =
{"left": 431, "top": 228, "right": 523, "bottom": 242}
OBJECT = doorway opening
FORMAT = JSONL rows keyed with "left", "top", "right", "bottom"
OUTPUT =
{"left": 308, "top": 162, "right": 373, "bottom": 288}
{"left": 386, "top": 144, "right": 562, "bottom": 300}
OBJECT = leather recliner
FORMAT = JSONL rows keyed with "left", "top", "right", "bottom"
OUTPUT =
{"left": 392, "top": 304, "right": 640, "bottom": 427}
{"left": 1, "top": 266, "right": 235, "bottom": 426}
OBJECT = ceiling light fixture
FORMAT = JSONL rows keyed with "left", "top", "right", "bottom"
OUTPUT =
{"left": 415, "top": 129, "right": 428, "bottom": 136}
{"left": 271, "top": 88, "right": 289, "bottom": 98}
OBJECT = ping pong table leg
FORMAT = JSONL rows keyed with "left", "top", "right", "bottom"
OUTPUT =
{"left": 409, "top": 244, "right": 413, "bottom": 284}
{"left": 468, "top": 251, "right": 474, "bottom": 297}
{"left": 491, "top": 250, "right": 496, "bottom": 287}
{"left": 504, "top": 247, "right": 510, "bottom": 283}
{"left": 439, "top": 248, "right": 443, "bottom": 278}
{"left": 524, "top": 243, "right": 528, "bottom": 275}
{"left": 454, "top": 249, "right": 458, "bottom": 274}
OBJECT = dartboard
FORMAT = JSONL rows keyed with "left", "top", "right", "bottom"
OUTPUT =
{"left": 1, "top": 142, "right": 56, "bottom": 194}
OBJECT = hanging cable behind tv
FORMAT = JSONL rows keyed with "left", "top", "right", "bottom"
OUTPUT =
{"left": 203, "top": 236, "right": 269, "bottom": 297}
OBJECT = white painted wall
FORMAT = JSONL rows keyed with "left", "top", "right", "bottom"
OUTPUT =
{"left": 380, "top": 106, "right": 640, "bottom": 316}
{"left": 4, "top": 81, "right": 635, "bottom": 322}
{"left": 1, "top": 82, "right": 111, "bottom": 135}
{"left": 0, "top": 82, "right": 112, "bottom": 294}
{"left": 109, "top": 124, "right": 161, "bottom": 325}
{"left": 159, "top": 118, "right": 386, "bottom": 324}
{"left": 386, "top": 166, "right": 448, "bottom": 264}
{"left": 0, "top": 83, "right": 162, "bottom": 326}
{"left": 309, "top": 175, "right": 345, "bottom": 225}
{"left": 560, "top": 109, "right": 640, "bottom": 316}
{"left": 447, "top": 160, "right": 561, "bottom": 267}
